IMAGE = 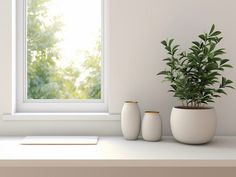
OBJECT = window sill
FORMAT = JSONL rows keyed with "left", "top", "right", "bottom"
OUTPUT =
{"left": 0, "top": 136, "right": 235, "bottom": 167}
{"left": 2, "top": 113, "right": 120, "bottom": 121}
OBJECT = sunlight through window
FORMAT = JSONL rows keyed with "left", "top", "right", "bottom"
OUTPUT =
{"left": 26, "top": 0, "right": 102, "bottom": 100}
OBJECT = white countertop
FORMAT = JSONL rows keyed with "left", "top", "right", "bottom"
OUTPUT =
{"left": 0, "top": 136, "right": 236, "bottom": 167}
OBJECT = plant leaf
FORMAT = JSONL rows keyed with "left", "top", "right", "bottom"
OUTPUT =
{"left": 192, "top": 41, "right": 200, "bottom": 47}
{"left": 220, "top": 59, "right": 229, "bottom": 65}
{"left": 157, "top": 71, "right": 168, "bottom": 75}
{"left": 161, "top": 40, "right": 167, "bottom": 46}
{"left": 169, "top": 39, "right": 174, "bottom": 46}
{"left": 211, "top": 31, "right": 221, "bottom": 36}
{"left": 199, "top": 34, "right": 206, "bottom": 41}
{"left": 221, "top": 64, "right": 233, "bottom": 68}
{"left": 163, "top": 58, "right": 171, "bottom": 61}
{"left": 209, "top": 24, "right": 215, "bottom": 35}
{"left": 226, "top": 86, "right": 235, "bottom": 89}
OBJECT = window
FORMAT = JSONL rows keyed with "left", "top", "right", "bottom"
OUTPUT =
{"left": 16, "top": 0, "right": 107, "bottom": 113}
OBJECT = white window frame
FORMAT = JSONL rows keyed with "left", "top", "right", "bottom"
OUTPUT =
{"left": 15, "top": 0, "right": 108, "bottom": 113}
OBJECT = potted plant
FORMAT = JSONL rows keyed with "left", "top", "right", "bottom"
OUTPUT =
{"left": 158, "top": 25, "right": 234, "bottom": 144}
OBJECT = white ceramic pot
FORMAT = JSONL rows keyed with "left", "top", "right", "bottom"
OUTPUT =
{"left": 171, "top": 107, "right": 217, "bottom": 144}
{"left": 121, "top": 101, "right": 141, "bottom": 140}
{"left": 142, "top": 111, "right": 162, "bottom": 142}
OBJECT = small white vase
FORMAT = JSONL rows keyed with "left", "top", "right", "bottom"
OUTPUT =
{"left": 142, "top": 111, "right": 162, "bottom": 142}
{"left": 121, "top": 101, "right": 141, "bottom": 140}
{"left": 171, "top": 107, "right": 217, "bottom": 144}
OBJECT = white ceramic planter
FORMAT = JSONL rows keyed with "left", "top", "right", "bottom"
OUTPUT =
{"left": 121, "top": 101, "right": 141, "bottom": 140}
{"left": 171, "top": 107, "right": 217, "bottom": 144}
{"left": 142, "top": 111, "right": 162, "bottom": 142}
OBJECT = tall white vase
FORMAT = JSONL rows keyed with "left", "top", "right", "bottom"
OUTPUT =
{"left": 142, "top": 111, "right": 162, "bottom": 142}
{"left": 121, "top": 101, "right": 141, "bottom": 140}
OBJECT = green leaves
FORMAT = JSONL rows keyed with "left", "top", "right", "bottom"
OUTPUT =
{"left": 161, "top": 40, "right": 168, "bottom": 47}
{"left": 220, "top": 59, "right": 229, "bottom": 65}
{"left": 168, "top": 39, "right": 174, "bottom": 46}
{"left": 157, "top": 71, "right": 169, "bottom": 75}
{"left": 158, "top": 24, "right": 234, "bottom": 108}
{"left": 211, "top": 31, "right": 221, "bottom": 36}
{"left": 209, "top": 24, "right": 215, "bottom": 35}
{"left": 209, "top": 24, "right": 222, "bottom": 36}
{"left": 192, "top": 41, "right": 200, "bottom": 47}
{"left": 161, "top": 39, "right": 180, "bottom": 56}
{"left": 220, "top": 77, "right": 234, "bottom": 89}
{"left": 199, "top": 34, "right": 207, "bottom": 42}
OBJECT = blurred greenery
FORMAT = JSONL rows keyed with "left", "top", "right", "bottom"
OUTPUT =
{"left": 27, "top": 0, "right": 101, "bottom": 99}
{"left": 78, "top": 39, "right": 102, "bottom": 99}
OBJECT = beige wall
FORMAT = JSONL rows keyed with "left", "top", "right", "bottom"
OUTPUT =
{"left": 0, "top": 0, "right": 236, "bottom": 135}
{"left": 0, "top": 167, "right": 236, "bottom": 177}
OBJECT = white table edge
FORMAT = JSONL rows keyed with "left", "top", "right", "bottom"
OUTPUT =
{"left": 0, "top": 136, "right": 236, "bottom": 167}
{"left": 0, "top": 160, "right": 236, "bottom": 167}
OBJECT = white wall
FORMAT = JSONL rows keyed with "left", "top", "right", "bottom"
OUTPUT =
{"left": 0, "top": 0, "right": 236, "bottom": 136}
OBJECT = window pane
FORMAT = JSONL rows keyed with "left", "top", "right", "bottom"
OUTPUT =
{"left": 26, "top": 0, "right": 102, "bottom": 100}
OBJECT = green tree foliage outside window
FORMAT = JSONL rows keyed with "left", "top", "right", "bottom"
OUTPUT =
{"left": 27, "top": 0, "right": 102, "bottom": 100}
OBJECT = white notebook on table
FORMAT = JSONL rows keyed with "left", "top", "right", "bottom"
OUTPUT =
{"left": 21, "top": 136, "right": 98, "bottom": 145}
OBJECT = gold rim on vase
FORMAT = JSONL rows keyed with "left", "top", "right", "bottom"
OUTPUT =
{"left": 145, "top": 111, "right": 160, "bottom": 114}
{"left": 125, "top": 101, "right": 138, "bottom": 104}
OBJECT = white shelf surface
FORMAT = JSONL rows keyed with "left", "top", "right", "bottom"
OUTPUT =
{"left": 0, "top": 136, "right": 236, "bottom": 167}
